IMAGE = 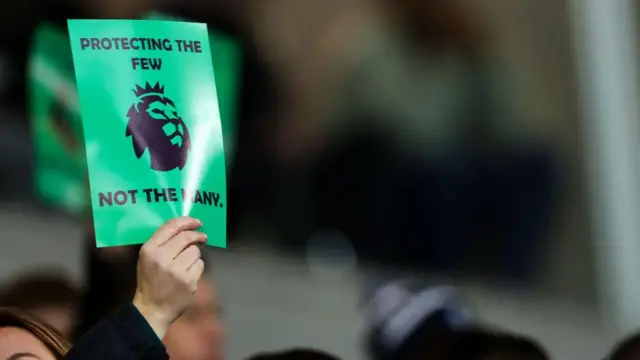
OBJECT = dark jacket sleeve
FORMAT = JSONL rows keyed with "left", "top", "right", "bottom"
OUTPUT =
{"left": 65, "top": 303, "right": 168, "bottom": 360}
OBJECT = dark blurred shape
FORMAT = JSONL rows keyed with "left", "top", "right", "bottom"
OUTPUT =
{"left": 607, "top": 331, "right": 640, "bottom": 360}
{"left": 443, "top": 330, "right": 550, "bottom": 360}
{"left": 0, "top": 270, "right": 79, "bottom": 339}
{"left": 0, "top": 306, "right": 71, "bottom": 358}
{"left": 363, "top": 279, "right": 476, "bottom": 360}
{"left": 246, "top": 348, "right": 342, "bottom": 360}
{"left": 385, "top": 0, "right": 485, "bottom": 55}
{"left": 363, "top": 279, "right": 551, "bottom": 360}
{"left": 272, "top": 0, "right": 558, "bottom": 282}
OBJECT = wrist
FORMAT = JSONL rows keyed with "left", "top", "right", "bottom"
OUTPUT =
{"left": 132, "top": 293, "right": 171, "bottom": 340}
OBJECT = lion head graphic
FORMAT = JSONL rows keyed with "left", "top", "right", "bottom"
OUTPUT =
{"left": 125, "top": 82, "right": 191, "bottom": 172}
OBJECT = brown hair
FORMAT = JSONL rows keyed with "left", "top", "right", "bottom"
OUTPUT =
{"left": 0, "top": 307, "right": 71, "bottom": 358}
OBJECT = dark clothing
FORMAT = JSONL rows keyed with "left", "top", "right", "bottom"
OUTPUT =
{"left": 66, "top": 303, "right": 168, "bottom": 360}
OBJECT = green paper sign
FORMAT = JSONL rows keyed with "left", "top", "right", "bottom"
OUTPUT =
{"left": 68, "top": 19, "right": 226, "bottom": 247}
{"left": 29, "top": 16, "right": 242, "bottom": 217}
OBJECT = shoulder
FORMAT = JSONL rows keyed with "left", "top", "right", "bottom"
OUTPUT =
{"left": 67, "top": 304, "right": 168, "bottom": 360}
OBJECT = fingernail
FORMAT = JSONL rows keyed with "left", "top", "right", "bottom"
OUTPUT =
{"left": 196, "top": 219, "right": 203, "bottom": 226}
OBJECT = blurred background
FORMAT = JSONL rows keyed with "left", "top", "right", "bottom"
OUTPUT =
{"left": 0, "top": 0, "right": 639, "bottom": 359}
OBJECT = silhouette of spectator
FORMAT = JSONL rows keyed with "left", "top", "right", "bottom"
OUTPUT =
{"left": 443, "top": 330, "right": 550, "bottom": 360}
{"left": 363, "top": 280, "right": 476, "bottom": 360}
{"left": 247, "top": 348, "right": 341, "bottom": 360}
{"left": 608, "top": 332, "right": 640, "bottom": 360}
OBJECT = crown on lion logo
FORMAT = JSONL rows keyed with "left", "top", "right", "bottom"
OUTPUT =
{"left": 132, "top": 82, "right": 165, "bottom": 98}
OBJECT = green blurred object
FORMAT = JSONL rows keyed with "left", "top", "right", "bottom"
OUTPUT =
{"left": 29, "top": 24, "right": 88, "bottom": 214}
{"left": 28, "top": 14, "right": 243, "bottom": 215}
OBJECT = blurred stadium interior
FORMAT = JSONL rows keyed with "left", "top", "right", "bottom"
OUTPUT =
{"left": 1, "top": 0, "right": 640, "bottom": 358}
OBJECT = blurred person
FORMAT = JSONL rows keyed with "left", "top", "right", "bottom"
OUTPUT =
{"left": 163, "top": 277, "right": 224, "bottom": 360}
{"left": 0, "top": 219, "right": 207, "bottom": 360}
{"left": 363, "top": 279, "right": 476, "bottom": 360}
{"left": 490, "top": 333, "right": 550, "bottom": 360}
{"left": 0, "top": 269, "right": 79, "bottom": 338}
{"left": 0, "top": 307, "right": 70, "bottom": 359}
{"left": 607, "top": 331, "right": 640, "bottom": 360}
{"left": 246, "top": 348, "right": 341, "bottom": 360}
{"left": 277, "top": 0, "right": 556, "bottom": 280}
{"left": 66, "top": 216, "right": 207, "bottom": 359}
{"left": 75, "top": 226, "right": 224, "bottom": 360}
{"left": 443, "top": 330, "right": 550, "bottom": 360}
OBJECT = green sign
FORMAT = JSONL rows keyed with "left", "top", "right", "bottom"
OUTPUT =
{"left": 29, "top": 24, "right": 88, "bottom": 214}
{"left": 29, "top": 14, "right": 242, "bottom": 218}
{"left": 68, "top": 19, "right": 226, "bottom": 247}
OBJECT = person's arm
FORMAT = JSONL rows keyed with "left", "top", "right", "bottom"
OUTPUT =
{"left": 68, "top": 217, "right": 207, "bottom": 360}
{"left": 65, "top": 304, "right": 168, "bottom": 360}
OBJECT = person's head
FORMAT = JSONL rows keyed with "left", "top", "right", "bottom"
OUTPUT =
{"left": 0, "top": 270, "right": 79, "bottom": 339}
{"left": 442, "top": 330, "right": 550, "bottom": 360}
{"left": 247, "top": 348, "right": 341, "bottom": 360}
{"left": 608, "top": 332, "right": 640, "bottom": 360}
{"left": 0, "top": 307, "right": 70, "bottom": 360}
{"left": 363, "top": 280, "right": 477, "bottom": 360}
{"left": 490, "top": 333, "right": 550, "bottom": 360}
{"left": 163, "top": 277, "right": 225, "bottom": 360}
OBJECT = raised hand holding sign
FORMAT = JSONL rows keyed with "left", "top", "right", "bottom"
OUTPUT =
{"left": 133, "top": 216, "right": 206, "bottom": 339}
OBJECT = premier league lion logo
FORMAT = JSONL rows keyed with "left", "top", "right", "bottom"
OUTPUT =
{"left": 125, "top": 82, "right": 191, "bottom": 171}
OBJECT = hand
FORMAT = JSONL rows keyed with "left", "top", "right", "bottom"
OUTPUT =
{"left": 132, "top": 217, "right": 207, "bottom": 339}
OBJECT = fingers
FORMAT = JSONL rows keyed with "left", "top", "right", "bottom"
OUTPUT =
{"left": 162, "top": 230, "right": 207, "bottom": 259}
{"left": 174, "top": 246, "right": 205, "bottom": 290}
{"left": 147, "top": 217, "right": 202, "bottom": 247}
{"left": 186, "top": 258, "right": 205, "bottom": 284}
{"left": 173, "top": 244, "right": 201, "bottom": 270}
